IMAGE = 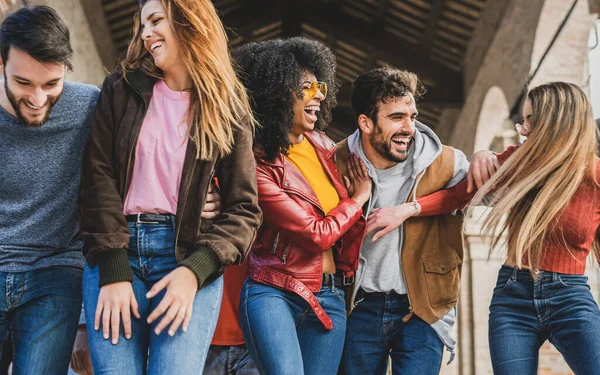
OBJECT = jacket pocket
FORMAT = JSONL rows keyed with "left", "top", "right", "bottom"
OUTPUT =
{"left": 422, "top": 250, "right": 462, "bottom": 308}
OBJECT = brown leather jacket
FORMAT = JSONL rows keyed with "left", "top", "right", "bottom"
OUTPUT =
{"left": 80, "top": 70, "right": 262, "bottom": 288}
{"left": 248, "top": 131, "right": 366, "bottom": 329}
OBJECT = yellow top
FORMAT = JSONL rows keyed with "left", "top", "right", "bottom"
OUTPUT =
{"left": 286, "top": 137, "right": 340, "bottom": 214}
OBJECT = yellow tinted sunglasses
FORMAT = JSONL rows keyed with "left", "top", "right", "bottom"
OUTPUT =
{"left": 303, "top": 81, "right": 327, "bottom": 100}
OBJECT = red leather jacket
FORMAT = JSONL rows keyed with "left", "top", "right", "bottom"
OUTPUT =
{"left": 247, "top": 131, "right": 366, "bottom": 329}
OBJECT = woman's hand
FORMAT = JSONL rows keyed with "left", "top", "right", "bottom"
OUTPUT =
{"left": 343, "top": 153, "right": 372, "bottom": 206}
{"left": 94, "top": 282, "right": 140, "bottom": 345}
{"left": 201, "top": 182, "right": 221, "bottom": 219}
{"left": 146, "top": 266, "right": 198, "bottom": 336}
{"left": 366, "top": 202, "right": 421, "bottom": 241}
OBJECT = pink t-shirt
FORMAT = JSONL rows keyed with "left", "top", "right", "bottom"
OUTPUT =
{"left": 123, "top": 80, "right": 190, "bottom": 215}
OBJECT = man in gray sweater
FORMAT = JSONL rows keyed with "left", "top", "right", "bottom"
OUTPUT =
{"left": 0, "top": 6, "right": 99, "bottom": 374}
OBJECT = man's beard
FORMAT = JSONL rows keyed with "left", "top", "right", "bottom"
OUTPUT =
{"left": 5, "top": 79, "right": 61, "bottom": 127}
{"left": 369, "top": 124, "right": 412, "bottom": 163}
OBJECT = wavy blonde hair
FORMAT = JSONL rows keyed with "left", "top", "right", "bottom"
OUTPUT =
{"left": 120, "top": 0, "right": 255, "bottom": 160}
{"left": 471, "top": 82, "right": 598, "bottom": 270}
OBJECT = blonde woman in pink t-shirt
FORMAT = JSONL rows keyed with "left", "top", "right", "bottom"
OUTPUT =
{"left": 79, "top": 0, "right": 261, "bottom": 373}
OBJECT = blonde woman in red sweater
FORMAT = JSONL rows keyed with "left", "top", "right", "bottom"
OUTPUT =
{"left": 382, "top": 82, "right": 600, "bottom": 374}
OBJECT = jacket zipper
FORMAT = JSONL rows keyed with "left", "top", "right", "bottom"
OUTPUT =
{"left": 271, "top": 232, "right": 280, "bottom": 254}
{"left": 281, "top": 241, "right": 291, "bottom": 264}
{"left": 283, "top": 188, "right": 324, "bottom": 215}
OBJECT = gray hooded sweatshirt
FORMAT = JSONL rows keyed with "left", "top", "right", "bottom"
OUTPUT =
{"left": 347, "top": 121, "right": 469, "bottom": 359}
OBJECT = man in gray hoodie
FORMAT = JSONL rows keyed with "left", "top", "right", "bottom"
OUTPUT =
{"left": 338, "top": 67, "right": 493, "bottom": 374}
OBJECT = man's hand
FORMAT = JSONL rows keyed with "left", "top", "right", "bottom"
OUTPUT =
{"left": 467, "top": 150, "right": 500, "bottom": 193}
{"left": 201, "top": 182, "right": 221, "bottom": 219}
{"left": 70, "top": 326, "right": 93, "bottom": 375}
{"left": 366, "top": 203, "right": 421, "bottom": 242}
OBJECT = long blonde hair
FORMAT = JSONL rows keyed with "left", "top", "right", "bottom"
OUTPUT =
{"left": 471, "top": 82, "right": 598, "bottom": 269}
{"left": 120, "top": 0, "right": 255, "bottom": 160}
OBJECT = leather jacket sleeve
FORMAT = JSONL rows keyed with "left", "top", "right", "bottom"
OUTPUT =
{"left": 256, "top": 164, "right": 363, "bottom": 253}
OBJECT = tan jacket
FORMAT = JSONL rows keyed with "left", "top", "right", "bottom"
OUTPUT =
{"left": 335, "top": 139, "right": 463, "bottom": 325}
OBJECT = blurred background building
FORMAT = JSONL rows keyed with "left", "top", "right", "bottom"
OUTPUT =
{"left": 2, "top": 0, "right": 599, "bottom": 374}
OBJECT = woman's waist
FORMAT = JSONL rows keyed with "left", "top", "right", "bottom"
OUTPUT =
{"left": 503, "top": 244, "right": 590, "bottom": 276}
{"left": 246, "top": 267, "right": 351, "bottom": 293}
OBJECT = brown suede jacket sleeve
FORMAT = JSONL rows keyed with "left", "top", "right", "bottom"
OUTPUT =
{"left": 80, "top": 73, "right": 134, "bottom": 286}
{"left": 179, "top": 117, "right": 262, "bottom": 289}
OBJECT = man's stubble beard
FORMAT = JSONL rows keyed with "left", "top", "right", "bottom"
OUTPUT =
{"left": 369, "top": 123, "right": 411, "bottom": 163}
{"left": 5, "top": 79, "right": 61, "bottom": 127}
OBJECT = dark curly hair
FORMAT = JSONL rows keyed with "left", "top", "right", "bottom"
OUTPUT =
{"left": 351, "top": 67, "right": 426, "bottom": 125}
{"left": 233, "top": 37, "right": 338, "bottom": 160}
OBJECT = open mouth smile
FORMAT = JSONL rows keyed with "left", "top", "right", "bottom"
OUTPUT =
{"left": 304, "top": 105, "right": 320, "bottom": 123}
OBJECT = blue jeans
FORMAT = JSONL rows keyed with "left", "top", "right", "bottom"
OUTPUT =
{"left": 489, "top": 265, "right": 600, "bottom": 375}
{"left": 240, "top": 279, "right": 347, "bottom": 375}
{"left": 83, "top": 221, "right": 223, "bottom": 374}
{"left": 341, "top": 291, "right": 443, "bottom": 375}
{"left": 0, "top": 266, "right": 82, "bottom": 374}
{"left": 204, "top": 344, "right": 259, "bottom": 375}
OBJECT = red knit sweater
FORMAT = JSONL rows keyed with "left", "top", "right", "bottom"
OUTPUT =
{"left": 417, "top": 145, "right": 600, "bottom": 274}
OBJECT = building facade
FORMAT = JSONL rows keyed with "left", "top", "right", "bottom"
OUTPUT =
{"left": 2, "top": 1, "right": 599, "bottom": 373}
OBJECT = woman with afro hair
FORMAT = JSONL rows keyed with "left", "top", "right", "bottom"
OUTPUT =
{"left": 234, "top": 37, "right": 372, "bottom": 374}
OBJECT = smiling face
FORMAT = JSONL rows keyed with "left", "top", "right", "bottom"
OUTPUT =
{"left": 0, "top": 47, "right": 65, "bottom": 127}
{"left": 363, "top": 94, "right": 418, "bottom": 166}
{"left": 290, "top": 71, "right": 326, "bottom": 142}
{"left": 516, "top": 98, "right": 533, "bottom": 137}
{"left": 140, "top": 0, "right": 181, "bottom": 72}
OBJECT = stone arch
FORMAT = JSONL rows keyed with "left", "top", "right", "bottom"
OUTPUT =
{"left": 473, "top": 86, "right": 510, "bottom": 152}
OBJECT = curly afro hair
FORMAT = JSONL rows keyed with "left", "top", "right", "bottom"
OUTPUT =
{"left": 232, "top": 37, "right": 338, "bottom": 161}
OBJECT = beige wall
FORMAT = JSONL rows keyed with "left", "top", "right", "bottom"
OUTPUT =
{"left": 25, "top": 0, "right": 106, "bottom": 85}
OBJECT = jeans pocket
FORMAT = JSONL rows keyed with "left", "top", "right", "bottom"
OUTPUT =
{"left": 557, "top": 274, "right": 590, "bottom": 289}
{"left": 493, "top": 274, "right": 514, "bottom": 292}
{"left": 334, "top": 288, "right": 346, "bottom": 304}
{"left": 244, "top": 278, "right": 260, "bottom": 289}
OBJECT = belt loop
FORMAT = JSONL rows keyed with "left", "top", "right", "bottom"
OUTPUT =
{"left": 512, "top": 267, "right": 519, "bottom": 282}
{"left": 552, "top": 272, "right": 558, "bottom": 282}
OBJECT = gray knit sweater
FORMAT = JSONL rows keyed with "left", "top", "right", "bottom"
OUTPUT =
{"left": 0, "top": 81, "right": 99, "bottom": 272}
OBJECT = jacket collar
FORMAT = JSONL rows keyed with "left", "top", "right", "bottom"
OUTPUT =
{"left": 124, "top": 69, "right": 158, "bottom": 104}
{"left": 257, "top": 130, "right": 336, "bottom": 167}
